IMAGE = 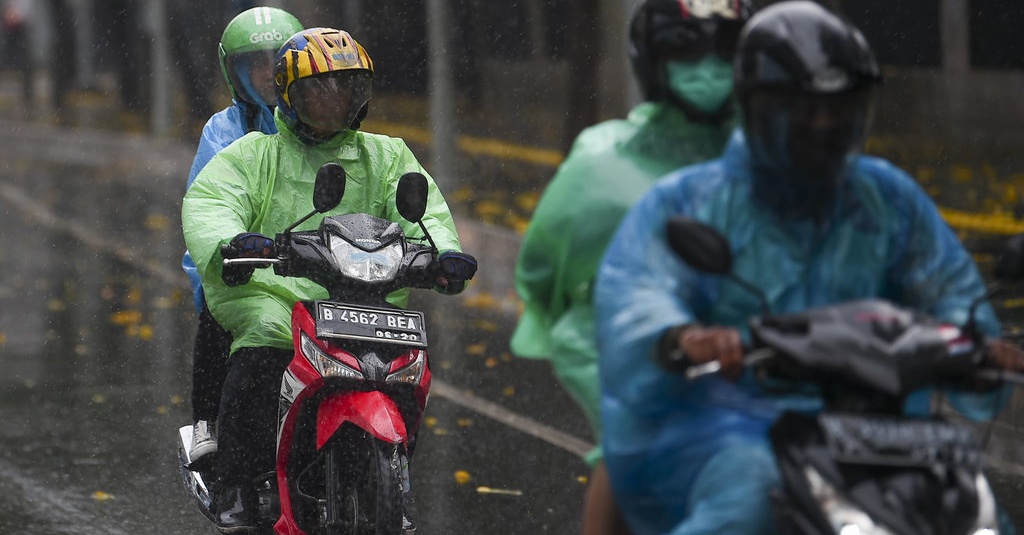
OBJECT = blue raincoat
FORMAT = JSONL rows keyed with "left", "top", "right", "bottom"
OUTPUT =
{"left": 595, "top": 131, "right": 1006, "bottom": 535}
{"left": 182, "top": 102, "right": 276, "bottom": 312}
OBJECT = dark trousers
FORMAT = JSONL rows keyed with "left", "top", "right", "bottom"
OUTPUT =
{"left": 191, "top": 304, "right": 232, "bottom": 422}
{"left": 216, "top": 346, "right": 292, "bottom": 485}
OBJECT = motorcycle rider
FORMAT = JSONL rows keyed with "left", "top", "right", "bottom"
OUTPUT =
{"left": 181, "top": 5, "right": 305, "bottom": 470}
{"left": 182, "top": 28, "right": 477, "bottom": 533}
{"left": 593, "top": 2, "right": 1024, "bottom": 534}
{"left": 510, "top": 1, "right": 752, "bottom": 533}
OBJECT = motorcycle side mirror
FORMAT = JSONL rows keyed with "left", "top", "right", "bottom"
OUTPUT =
{"left": 312, "top": 163, "right": 346, "bottom": 213}
{"left": 396, "top": 172, "right": 429, "bottom": 223}
{"left": 396, "top": 172, "right": 438, "bottom": 252}
{"left": 994, "top": 233, "right": 1024, "bottom": 281}
{"left": 283, "top": 163, "right": 347, "bottom": 240}
{"left": 665, "top": 216, "right": 771, "bottom": 314}
{"left": 666, "top": 217, "right": 733, "bottom": 275}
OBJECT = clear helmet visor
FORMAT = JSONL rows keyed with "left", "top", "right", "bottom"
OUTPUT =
{"left": 226, "top": 50, "right": 278, "bottom": 106}
{"left": 289, "top": 71, "right": 372, "bottom": 134}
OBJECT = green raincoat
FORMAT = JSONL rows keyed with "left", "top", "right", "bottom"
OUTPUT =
{"left": 511, "top": 101, "right": 733, "bottom": 463}
{"left": 182, "top": 110, "right": 462, "bottom": 354}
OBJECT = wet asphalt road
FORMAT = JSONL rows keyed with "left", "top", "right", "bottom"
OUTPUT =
{"left": 4, "top": 119, "right": 1024, "bottom": 535}
{"left": 0, "top": 121, "right": 591, "bottom": 534}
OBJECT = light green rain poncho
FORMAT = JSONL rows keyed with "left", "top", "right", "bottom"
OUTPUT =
{"left": 182, "top": 110, "right": 462, "bottom": 354}
{"left": 511, "top": 58, "right": 735, "bottom": 464}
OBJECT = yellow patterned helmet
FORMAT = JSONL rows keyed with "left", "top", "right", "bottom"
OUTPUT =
{"left": 274, "top": 28, "right": 374, "bottom": 141}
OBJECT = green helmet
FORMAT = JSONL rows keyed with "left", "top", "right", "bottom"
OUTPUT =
{"left": 218, "top": 7, "right": 303, "bottom": 106}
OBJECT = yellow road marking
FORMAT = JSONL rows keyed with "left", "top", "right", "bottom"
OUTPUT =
{"left": 362, "top": 119, "right": 1024, "bottom": 236}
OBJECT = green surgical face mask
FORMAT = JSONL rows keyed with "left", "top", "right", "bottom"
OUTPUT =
{"left": 665, "top": 57, "right": 734, "bottom": 114}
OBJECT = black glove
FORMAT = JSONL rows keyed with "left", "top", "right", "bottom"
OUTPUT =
{"left": 221, "top": 233, "right": 275, "bottom": 287}
{"left": 435, "top": 251, "right": 478, "bottom": 295}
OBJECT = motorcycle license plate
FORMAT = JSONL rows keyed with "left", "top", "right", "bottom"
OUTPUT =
{"left": 315, "top": 302, "right": 428, "bottom": 347}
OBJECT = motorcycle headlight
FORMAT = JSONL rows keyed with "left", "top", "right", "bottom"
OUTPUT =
{"left": 327, "top": 235, "right": 403, "bottom": 282}
{"left": 300, "top": 332, "right": 363, "bottom": 379}
{"left": 385, "top": 350, "right": 426, "bottom": 384}
{"left": 804, "top": 467, "right": 896, "bottom": 535}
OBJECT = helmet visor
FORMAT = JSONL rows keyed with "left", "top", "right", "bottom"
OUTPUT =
{"left": 653, "top": 20, "right": 743, "bottom": 62}
{"left": 226, "top": 50, "right": 278, "bottom": 106}
{"left": 289, "top": 71, "right": 372, "bottom": 134}
{"left": 745, "top": 88, "right": 873, "bottom": 210}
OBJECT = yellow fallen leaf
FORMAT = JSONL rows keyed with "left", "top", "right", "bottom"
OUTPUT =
{"left": 484, "top": 358, "right": 498, "bottom": 369}
{"left": 92, "top": 491, "right": 114, "bottom": 501}
{"left": 111, "top": 310, "right": 142, "bottom": 326}
{"left": 464, "top": 293, "right": 499, "bottom": 310}
{"left": 138, "top": 325, "right": 154, "bottom": 340}
{"left": 466, "top": 343, "right": 487, "bottom": 356}
{"left": 473, "top": 320, "right": 498, "bottom": 332}
{"left": 432, "top": 428, "right": 449, "bottom": 436}
{"left": 91, "top": 394, "right": 106, "bottom": 404}
{"left": 170, "top": 395, "right": 184, "bottom": 405}
{"left": 502, "top": 386, "right": 515, "bottom": 397}
{"left": 577, "top": 476, "right": 588, "bottom": 484}
{"left": 156, "top": 406, "right": 169, "bottom": 415}
{"left": 454, "top": 470, "right": 471, "bottom": 484}
{"left": 424, "top": 416, "right": 438, "bottom": 428}
{"left": 145, "top": 214, "right": 170, "bottom": 231}
{"left": 456, "top": 418, "right": 473, "bottom": 427}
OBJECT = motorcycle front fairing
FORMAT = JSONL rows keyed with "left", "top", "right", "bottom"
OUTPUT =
{"left": 770, "top": 411, "right": 997, "bottom": 535}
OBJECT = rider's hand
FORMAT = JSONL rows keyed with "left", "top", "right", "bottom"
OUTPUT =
{"left": 986, "top": 338, "right": 1024, "bottom": 371}
{"left": 223, "top": 233, "right": 275, "bottom": 259}
{"left": 220, "top": 233, "right": 275, "bottom": 287}
{"left": 435, "top": 251, "right": 478, "bottom": 295}
{"left": 677, "top": 325, "right": 744, "bottom": 380}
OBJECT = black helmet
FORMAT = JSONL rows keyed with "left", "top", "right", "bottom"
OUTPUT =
{"left": 735, "top": 1, "right": 882, "bottom": 219}
{"left": 629, "top": 0, "right": 754, "bottom": 121}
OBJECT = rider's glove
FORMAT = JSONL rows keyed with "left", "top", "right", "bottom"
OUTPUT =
{"left": 435, "top": 251, "right": 478, "bottom": 295}
{"left": 220, "top": 233, "right": 275, "bottom": 287}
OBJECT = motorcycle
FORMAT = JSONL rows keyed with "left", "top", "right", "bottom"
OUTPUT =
{"left": 664, "top": 216, "right": 1024, "bottom": 535}
{"left": 178, "top": 163, "right": 455, "bottom": 535}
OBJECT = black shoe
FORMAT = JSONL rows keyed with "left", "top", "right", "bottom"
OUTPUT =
{"left": 213, "top": 484, "right": 258, "bottom": 534}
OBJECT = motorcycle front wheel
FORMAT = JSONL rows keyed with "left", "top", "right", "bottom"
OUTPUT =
{"left": 321, "top": 429, "right": 403, "bottom": 535}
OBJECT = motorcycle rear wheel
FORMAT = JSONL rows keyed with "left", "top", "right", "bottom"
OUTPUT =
{"left": 322, "top": 432, "right": 403, "bottom": 535}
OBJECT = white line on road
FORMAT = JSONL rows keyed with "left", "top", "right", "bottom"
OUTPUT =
{"left": 431, "top": 379, "right": 594, "bottom": 457}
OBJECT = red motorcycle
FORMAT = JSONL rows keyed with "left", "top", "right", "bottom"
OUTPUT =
{"left": 179, "top": 164, "right": 457, "bottom": 535}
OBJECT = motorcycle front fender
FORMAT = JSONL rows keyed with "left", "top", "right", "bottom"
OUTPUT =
{"left": 316, "top": 391, "right": 407, "bottom": 449}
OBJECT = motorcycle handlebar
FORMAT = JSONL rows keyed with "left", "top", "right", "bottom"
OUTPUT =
{"left": 222, "top": 257, "right": 281, "bottom": 266}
